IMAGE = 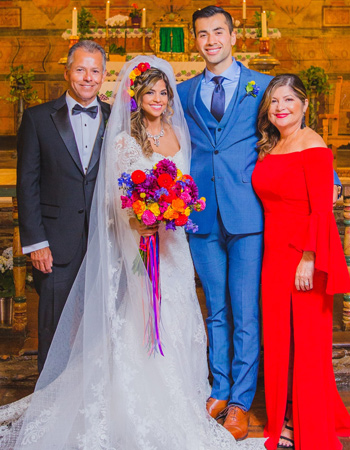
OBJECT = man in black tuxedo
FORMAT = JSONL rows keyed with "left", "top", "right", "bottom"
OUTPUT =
{"left": 17, "top": 40, "right": 110, "bottom": 371}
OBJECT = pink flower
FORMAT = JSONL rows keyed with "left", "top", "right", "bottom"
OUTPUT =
{"left": 121, "top": 196, "right": 132, "bottom": 209}
{"left": 142, "top": 209, "right": 157, "bottom": 226}
{"left": 180, "top": 192, "right": 191, "bottom": 203}
{"left": 198, "top": 198, "right": 206, "bottom": 211}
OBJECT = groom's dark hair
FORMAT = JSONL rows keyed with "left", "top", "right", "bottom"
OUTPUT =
{"left": 192, "top": 6, "right": 234, "bottom": 36}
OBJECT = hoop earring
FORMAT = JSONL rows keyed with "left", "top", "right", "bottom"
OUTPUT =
{"left": 301, "top": 114, "right": 306, "bottom": 129}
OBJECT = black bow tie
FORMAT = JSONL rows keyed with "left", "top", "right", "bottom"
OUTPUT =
{"left": 72, "top": 104, "right": 98, "bottom": 119}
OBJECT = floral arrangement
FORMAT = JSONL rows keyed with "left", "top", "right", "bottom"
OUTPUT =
{"left": 118, "top": 158, "right": 205, "bottom": 232}
{"left": 127, "top": 61, "right": 151, "bottom": 112}
{"left": 129, "top": 3, "right": 141, "bottom": 19}
{"left": 240, "top": 80, "right": 260, "bottom": 104}
{"left": 106, "top": 14, "right": 129, "bottom": 27}
{"left": 118, "top": 159, "right": 205, "bottom": 356}
{"left": 0, "top": 247, "right": 33, "bottom": 297}
{"left": 0, "top": 248, "right": 14, "bottom": 297}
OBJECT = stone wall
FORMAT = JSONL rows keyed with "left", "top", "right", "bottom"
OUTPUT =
{"left": 1, "top": 0, "right": 350, "bottom": 135}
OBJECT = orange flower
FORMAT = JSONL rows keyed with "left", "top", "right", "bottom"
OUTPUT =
{"left": 172, "top": 198, "right": 185, "bottom": 213}
{"left": 163, "top": 206, "right": 179, "bottom": 220}
{"left": 132, "top": 200, "right": 146, "bottom": 216}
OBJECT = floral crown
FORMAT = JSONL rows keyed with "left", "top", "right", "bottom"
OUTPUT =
{"left": 127, "top": 62, "right": 151, "bottom": 112}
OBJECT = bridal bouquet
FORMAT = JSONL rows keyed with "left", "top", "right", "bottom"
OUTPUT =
{"left": 118, "top": 159, "right": 206, "bottom": 356}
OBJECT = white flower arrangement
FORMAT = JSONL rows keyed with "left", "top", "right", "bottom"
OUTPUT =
{"left": 106, "top": 14, "right": 129, "bottom": 27}
{"left": 0, "top": 247, "right": 13, "bottom": 274}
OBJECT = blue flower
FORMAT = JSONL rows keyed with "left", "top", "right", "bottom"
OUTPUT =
{"left": 240, "top": 81, "right": 260, "bottom": 104}
{"left": 154, "top": 187, "right": 169, "bottom": 201}
{"left": 165, "top": 220, "right": 176, "bottom": 231}
{"left": 184, "top": 218, "right": 199, "bottom": 233}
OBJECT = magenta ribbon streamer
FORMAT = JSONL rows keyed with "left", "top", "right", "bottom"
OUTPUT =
{"left": 140, "top": 233, "right": 164, "bottom": 356}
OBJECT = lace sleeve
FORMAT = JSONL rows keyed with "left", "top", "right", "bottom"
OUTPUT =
{"left": 112, "top": 132, "right": 141, "bottom": 225}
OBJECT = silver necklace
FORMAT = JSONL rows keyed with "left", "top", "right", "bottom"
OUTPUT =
{"left": 146, "top": 127, "right": 164, "bottom": 147}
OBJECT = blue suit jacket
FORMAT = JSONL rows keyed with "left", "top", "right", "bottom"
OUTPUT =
{"left": 178, "top": 62, "right": 272, "bottom": 235}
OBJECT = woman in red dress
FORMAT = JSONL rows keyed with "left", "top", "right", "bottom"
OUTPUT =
{"left": 252, "top": 74, "right": 350, "bottom": 450}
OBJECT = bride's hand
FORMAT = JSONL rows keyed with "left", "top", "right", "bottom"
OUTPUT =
{"left": 129, "top": 218, "right": 159, "bottom": 237}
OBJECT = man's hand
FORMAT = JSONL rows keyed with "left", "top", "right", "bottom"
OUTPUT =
{"left": 333, "top": 185, "right": 341, "bottom": 207}
{"left": 31, "top": 247, "right": 53, "bottom": 274}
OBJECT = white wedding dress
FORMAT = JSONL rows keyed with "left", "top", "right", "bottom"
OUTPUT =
{"left": 0, "top": 56, "right": 265, "bottom": 450}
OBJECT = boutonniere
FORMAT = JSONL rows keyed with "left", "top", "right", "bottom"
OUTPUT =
{"left": 240, "top": 81, "right": 260, "bottom": 103}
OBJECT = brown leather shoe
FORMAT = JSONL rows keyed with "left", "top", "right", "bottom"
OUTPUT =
{"left": 206, "top": 397, "right": 228, "bottom": 419}
{"left": 223, "top": 405, "right": 249, "bottom": 441}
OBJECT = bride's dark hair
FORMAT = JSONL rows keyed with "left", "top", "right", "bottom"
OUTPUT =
{"left": 257, "top": 74, "right": 308, "bottom": 159}
{"left": 131, "top": 68, "right": 174, "bottom": 157}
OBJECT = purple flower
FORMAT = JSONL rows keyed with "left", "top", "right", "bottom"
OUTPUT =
{"left": 184, "top": 218, "right": 199, "bottom": 233}
{"left": 165, "top": 220, "right": 176, "bottom": 231}
{"left": 184, "top": 180, "right": 199, "bottom": 202}
{"left": 134, "top": 174, "right": 158, "bottom": 197}
{"left": 154, "top": 159, "right": 177, "bottom": 180}
{"left": 130, "top": 98, "right": 137, "bottom": 112}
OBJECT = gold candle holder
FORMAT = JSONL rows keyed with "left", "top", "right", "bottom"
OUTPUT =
{"left": 248, "top": 37, "right": 280, "bottom": 74}
{"left": 58, "top": 36, "right": 79, "bottom": 64}
{"left": 241, "top": 18, "right": 247, "bottom": 53}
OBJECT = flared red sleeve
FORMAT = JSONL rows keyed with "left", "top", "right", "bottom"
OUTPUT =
{"left": 290, "top": 147, "right": 350, "bottom": 295}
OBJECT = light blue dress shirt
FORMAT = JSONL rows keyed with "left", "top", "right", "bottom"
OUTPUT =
{"left": 200, "top": 58, "right": 241, "bottom": 113}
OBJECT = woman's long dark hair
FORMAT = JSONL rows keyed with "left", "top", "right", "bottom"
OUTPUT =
{"left": 130, "top": 68, "right": 174, "bottom": 157}
{"left": 257, "top": 74, "right": 308, "bottom": 159}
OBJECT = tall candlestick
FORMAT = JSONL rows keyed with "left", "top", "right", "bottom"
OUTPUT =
{"left": 106, "top": 1, "right": 110, "bottom": 20}
{"left": 242, "top": 0, "right": 246, "bottom": 20}
{"left": 141, "top": 8, "right": 146, "bottom": 28}
{"left": 261, "top": 10, "right": 267, "bottom": 38}
{"left": 72, "top": 7, "right": 78, "bottom": 36}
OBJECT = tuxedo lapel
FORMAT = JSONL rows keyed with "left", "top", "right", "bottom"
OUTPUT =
{"left": 51, "top": 94, "right": 84, "bottom": 174}
{"left": 87, "top": 99, "right": 110, "bottom": 174}
{"left": 187, "top": 74, "right": 215, "bottom": 147}
{"left": 217, "top": 63, "right": 252, "bottom": 147}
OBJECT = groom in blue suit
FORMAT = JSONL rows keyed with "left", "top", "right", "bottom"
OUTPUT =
{"left": 177, "top": 6, "right": 271, "bottom": 440}
{"left": 178, "top": 5, "right": 341, "bottom": 441}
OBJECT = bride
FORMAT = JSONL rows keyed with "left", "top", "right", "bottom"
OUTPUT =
{"left": 0, "top": 56, "right": 264, "bottom": 449}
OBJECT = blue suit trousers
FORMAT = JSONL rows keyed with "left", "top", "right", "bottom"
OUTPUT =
{"left": 189, "top": 213, "right": 263, "bottom": 410}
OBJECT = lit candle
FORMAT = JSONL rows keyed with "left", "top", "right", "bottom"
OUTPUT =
{"left": 72, "top": 7, "right": 78, "bottom": 36}
{"left": 106, "top": 1, "right": 110, "bottom": 21}
{"left": 242, "top": 0, "right": 246, "bottom": 20}
{"left": 141, "top": 8, "right": 146, "bottom": 28}
{"left": 261, "top": 10, "right": 267, "bottom": 38}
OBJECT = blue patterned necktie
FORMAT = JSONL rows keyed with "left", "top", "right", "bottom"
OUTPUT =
{"left": 72, "top": 104, "right": 98, "bottom": 119}
{"left": 210, "top": 76, "right": 225, "bottom": 122}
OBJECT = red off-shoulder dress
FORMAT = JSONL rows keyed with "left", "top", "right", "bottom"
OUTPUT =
{"left": 252, "top": 147, "right": 350, "bottom": 450}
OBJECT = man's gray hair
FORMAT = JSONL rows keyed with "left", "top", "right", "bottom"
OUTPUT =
{"left": 67, "top": 40, "right": 106, "bottom": 72}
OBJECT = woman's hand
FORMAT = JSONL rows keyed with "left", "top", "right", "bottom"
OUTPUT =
{"left": 129, "top": 217, "right": 159, "bottom": 237}
{"left": 295, "top": 251, "right": 315, "bottom": 291}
